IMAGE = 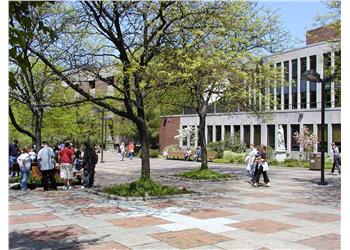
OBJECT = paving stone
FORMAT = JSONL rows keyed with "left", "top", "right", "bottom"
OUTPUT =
{"left": 296, "top": 233, "right": 340, "bottom": 250}
{"left": 109, "top": 216, "right": 171, "bottom": 228}
{"left": 150, "top": 229, "right": 232, "bottom": 249}
{"left": 79, "top": 206, "right": 130, "bottom": 216}
{"left": 239, "top": 203, "right": 286, "bottom": 212}
{"left": 287, "top": 211, "right": 340, "bottom": 223}
{"left": 179, "top": 208, "right": 236, "bottom": 219}
{"left": 9, "top": 203, "right": 38, "bottom": 211}
{"left": 80, "top": 240, "right": 130, "bottom": 250}
{"left": 229, "top": 219, "right": 299, "bottom": 234}
{"left": 9, "top": 213, "right": 61, "bottom": 225}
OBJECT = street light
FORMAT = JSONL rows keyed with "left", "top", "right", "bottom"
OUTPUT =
{"left": 93, "top": 107, "right": 105, "bottom": 163}
{"left": 302, "top": 70, "right": 328, "bottom": 185}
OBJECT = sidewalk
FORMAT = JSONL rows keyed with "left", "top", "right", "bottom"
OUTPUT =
{"left": 9, "top": 151, "right": 341, "bottom": 249}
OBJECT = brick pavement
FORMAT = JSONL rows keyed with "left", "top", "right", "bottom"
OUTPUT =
{"left": 9, "top": 150, "right": 341, "bottom": 249}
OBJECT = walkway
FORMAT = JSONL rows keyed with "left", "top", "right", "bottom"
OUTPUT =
{"left": 9, "top": 150, "right": 341, "bottom": 249}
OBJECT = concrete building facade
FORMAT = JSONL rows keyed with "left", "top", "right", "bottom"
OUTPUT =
{"left": 160, "top": 29, "right": 341, "bottom": 158}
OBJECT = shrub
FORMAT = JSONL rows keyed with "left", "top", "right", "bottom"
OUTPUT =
{"left": 165, "top": 144, "right": 180, "bottom": 152}
{"left": 207, "top": 141, "right": 225, "bottom": 158}
{"left": 266, "top": 146, "right": 276, "bottom": 160}
{"left": 222, "top": 151, "right": 246, "bottom": 163}
{"left": 268, "top": 159, "right": 280, "bottom": 166}
{"left": 282, "top": 159, "right": 309, "bottom": 168}
{"left": 103, "top": 178, "right": 187, "bottom": 197}
{"left": 137, "top": 149, "right": 160, "bottom": 158}
{"left": 225, "top": 135, "right": 246, "bottom": 153}
{"left": 213, "top": 158, "right": 231, "bottom": 163}
{"left": 177, "top": 168, "right": 231, "bottom": 180}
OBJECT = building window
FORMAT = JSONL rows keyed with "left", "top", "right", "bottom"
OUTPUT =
{"left": 317, "top": 124, "right": 328, "bottom": 153}
{"left": 215, "top": 125, "right": 222, "bottom": 142}
{"left": 332, "top": 124, "right": 341, "bottom": 152}
{"left": 224, "top": 125, "right": 231, "bottom": 140}
{"left": 323, "top": 52, "right": 332, "bottom": 108}
{"left": 234, "top": 125, "right": 240, "bottom": 137}
{"left": 182, "top": 126, "right": 187, "bottom": 146}
{"left": 284, "top": 61, "right": 289, "bottom": 110}
{"left": 335, "top": 51, "right": 341, "bottom": 107}
{"left": 300, "top": 57, "right": 307, "bottom": 109}
{"left": 207, "top": 125, "right": 213, "bottom": 143}
{"left": 276, "top": 63, "right": 282, "bottom": 110}
{"left": 89, "top": 80, "right": 95, "bottom": 89}
{"left": 309, "top": 55, "right": 317, "bottom": 108}
{"left": 291, "top": 124, "right": 300, "bottom": 151}
{"left": 243, "top": 125, "right": 250, "bottom": 148}
{"left": 292, "top": 59, "right": 298, "bottom": 109}
{"left": 267, "top": 125, "right": 275, "bottom": 149}
{"left": 253, "top": 125, "right": 261, "bottom": 145}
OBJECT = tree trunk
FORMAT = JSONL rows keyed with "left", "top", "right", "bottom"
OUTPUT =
{"left": 136, "top": 121, "right": 151, "bottom": 180}
{"left": 198, "top": 113, "right": 208, "bottom": 170}
{"left": 34, "top": 109, "right": 43, "bottom": 153}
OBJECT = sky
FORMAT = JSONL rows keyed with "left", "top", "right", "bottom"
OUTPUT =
{"left": 261, "top": 1, "right": 332, "bottom": 48}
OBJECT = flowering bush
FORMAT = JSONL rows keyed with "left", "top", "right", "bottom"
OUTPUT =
{"left": 293, "top": 126, "right": 317, "bottom": 160}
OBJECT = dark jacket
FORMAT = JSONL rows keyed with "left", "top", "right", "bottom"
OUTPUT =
{"left": 82, "top": 149, "right": 98, "bottom": 170}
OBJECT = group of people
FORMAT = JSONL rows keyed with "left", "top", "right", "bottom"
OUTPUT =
{"left": 118, "top": 141, "right": 135, "bottom": 161}
{"left": 9, "top": 139, "right": 98, "bottom": 192}
{"left": 246, "top": 144, "right": 270, "bottom": 187}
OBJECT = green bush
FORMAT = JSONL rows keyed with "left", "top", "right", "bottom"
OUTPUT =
{"left": 222, "top": 151, "right": 246, "bottom": 163}
{"left": 225, "top": 135, "right": 246, "bottom": 153}
{"left": 166, "top": 144, "right": 180, "bottom": 152}
{"left": 207, "top": 141, "right": 225, "bottom": 158}
{"left": 266, "top": 146, "right": 276, "bottom": 160}
{"left": 103, "top": 178, "right": 187, "bottom": 197}
{"left": 137, "top": 149, "right": 160, "bottom": 158}
{"left": 268, "top": 159, "right": 280, "bottom": 166}
{"left": 177, "top": 168, "right": 231, "bottom": 180}
{"left": 213, "top": 158, "right": 231, "bottom": 163}
{"left": 282, "top": 159, "right": 309, "bottom": 168}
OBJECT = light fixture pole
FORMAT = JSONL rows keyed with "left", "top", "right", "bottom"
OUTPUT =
{"left": 303, "top": 70, "right": 328, "bottom": 185}
{"left": 93, "top": 107, "right": 104, "bottom": 163}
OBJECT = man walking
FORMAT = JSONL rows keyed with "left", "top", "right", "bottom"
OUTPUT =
{"left": 37, "top": 141, "right": 57, "bottom": 191}
{"left": 59, "top": 141, "right": 75, "bottom": 190}
{"left": 330, "top": 142, "right": 341, "bottom": 175}
{"left": 128, "top": 141, "right": 134, "bottom": 160}
{"left": 81, "top": 142, "right": 98, "bottom": 189}
{"left": 120, "top": 142, "right": 125, "bottom": 161}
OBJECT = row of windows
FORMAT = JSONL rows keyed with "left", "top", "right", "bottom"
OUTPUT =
{"left": 181, "top": 123, "right": 341, "bottom": 153}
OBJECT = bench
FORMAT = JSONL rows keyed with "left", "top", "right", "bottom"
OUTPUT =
{"left": 167, "top": 151, "right": 217, "bottom": 161}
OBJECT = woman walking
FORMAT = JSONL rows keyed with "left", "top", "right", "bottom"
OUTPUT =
{"left": 17, "top": 147, "right": 35, "bottom": 191}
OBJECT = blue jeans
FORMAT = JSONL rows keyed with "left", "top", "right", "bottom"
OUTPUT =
{"left": 20, "top": 168, "right": 30, "bottom": 191}
{"left": 9, "top": 156, "right": 17, "bottom": 176}
{"left": 128, "top": 152, "right": 134, "bottom": 160}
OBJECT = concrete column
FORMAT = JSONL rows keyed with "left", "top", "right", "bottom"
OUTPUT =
{"left": 281, "top": 63, "right": 285, "bottom": 110}
{"left": 179, "top": 125, "right": 183, "bottom": 148}
{"left": 273, "top": 64, "right": 277, "bottom": 111}
{"left": 194, "top": 126, "right": 198, "bottom": 148}
{"left": 313, "top": 123, "right": 318, "bottom": 153}
{"left": 240, "top": 124, "right": 244, "bottom": 143}
{"left": 261, "top": 123, "right": 267, "bottom": 145}
{"left": 297, "top": 58, "right": 301, "bottom": 110}
{"left": 287, "top": 124, "right": 291, "bottom": 152}
{"left": 331, "top": 51, "right": 335, "bottom": 108}
{"left": 250, "top": 124, "right": 254, "bottom": 144}
{"left": 205, "top": 125, "right": 208, "bottom": 144}
{"left": 316, "top": 54, "right": 323, "bottom": 109}
{"left": 306, "top": 56, "right": 310, "bottom": 109}
{"left": 299, "top": 123, "right": 304, "bottom": 153}
{"left": 221, "top": 125, "right": 225, "bottom": 141}
{"left": 289, "top": 59, "right": 292, "bottom": 110}
{"left": 230, "top": 125, "right": 234, "bottom": 137}
{"left": 213, "top": 125, "right": 216, "bottom": 142}
{"left": 275, "top": 124, "right": 279, "bottom": 151}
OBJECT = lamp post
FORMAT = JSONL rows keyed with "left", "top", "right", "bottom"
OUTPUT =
{"left": 93, "top": 107, "right": 105, "bottom": 163}
{"left": 302, "top": 69, "right": 328, "bottom": 185}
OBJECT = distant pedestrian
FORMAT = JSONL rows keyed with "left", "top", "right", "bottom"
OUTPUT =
{"left": 59, "top": 141, "right": 75, "bottom": 190}
{"left": 245, "top": 143, "right": 257, "bottom": 176}
{"left": 81, "top": 141, "right": 98, "bottom": 189}
{"left": 17, "top": 147, "right": 35, "bottom": 191}
{"left": 193, "top": 147, "right": 200, "bottom": 162}
{"left": 162, "top": 147, "right": 169, "bottom": 159}
{"left": 9, "top": 139, "right": 20, "bottom": 177}
{"left": 330, "top": 142, "right": 341, "bottom": 175}
{"left": 120, "top": 142, "right": 125, "bottom": 161}
{"left": 128, "top": 141, "right": 135, "bottom": 160}
{"left": 251, "top": 145, "right": 270, "bottom": 187}
{"left": 37, "top": 141, "right": 57, "bottom": 191}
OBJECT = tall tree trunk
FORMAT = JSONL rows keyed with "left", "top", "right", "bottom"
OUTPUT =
{"left": 198, "top": 113, "right": 208, "bottom": 170}
{"left": 34, "top": 109, "right": 43, "bottom": 153}
{"left": 136, "top": 121, "right": 151, "bottom": 179}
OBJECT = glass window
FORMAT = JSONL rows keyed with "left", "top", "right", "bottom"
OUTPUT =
{"left": 207, "top": 125, "right": 213, "bottom": 143}
{"left": 224, "top": 125, "right": 231, "bottom": 140}
{"left": 291, "top": 124, "right": 300, "bottom": 151}
{"left": 309, "top": 55, "right": 317, "bottom": 108}
{"left": 215, "top": 125, "right": 222, "bottom": 142}
{"left": 267, "top": 125, "right": 275, "bottom": 149}
{"left": 317, "top": 124, "right": 328, "bottom": 153}
{"left": 243, "top": 125, "right": 250, "bottom": 148}
{"left": 332, "top": 124, "right": 341, "bottom": 152}
{"left": 276, "top": 63, "right": 282, "bottom": 110}
{"left": 300, "top": 57, "right": 307, "bottom": 109}
{"left": 182, "top": 126, "right": 187, "bottom": 146}
{"left": 292, "top": 59, "right": 298, "bottom": 109}
{"left": 234, "top": 125, "right": 240, "bottom": 137}
{"left": 253, "top": 125, "right": 261, "bottom": 145}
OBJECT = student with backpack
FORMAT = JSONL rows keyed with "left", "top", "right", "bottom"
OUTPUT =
{"left": 81, "top": 141, "right": 98, "bottom": 189}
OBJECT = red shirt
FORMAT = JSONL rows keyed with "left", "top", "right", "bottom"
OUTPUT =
{"left": 59, "top": 147, "right": 74, "bottom": 164}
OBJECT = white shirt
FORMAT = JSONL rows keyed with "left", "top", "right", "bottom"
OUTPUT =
{"left": 17, "top": 153, "right": 32, "bottom": 170}
{"left": 37, "top": 146, "right": 55, "bottom": 170}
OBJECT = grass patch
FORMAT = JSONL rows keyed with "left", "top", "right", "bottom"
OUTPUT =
{"left": 103, "top": 178, "right": 188, "bottom": 197}
{"left": 177, "top": 168, "right": 231, "bottom": 180}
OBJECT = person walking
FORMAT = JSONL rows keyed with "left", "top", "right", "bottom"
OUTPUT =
{"left": 330, "top": 142, "right": 341, "bottom": 175}
{"left": 17, "top": 147, "right": 35, "bottom": 191}
{"left": 9, "top": 139, "right": 20, "bottom": 177}
{"left": 193, "top": 147, "right": 200, "bottom": 162}
{"left": 59, "top": 141, "right": 75, "bottom": 190}
{"left": 81, "top": 142, "right": 98, "bottom": 189}
{"left": 128, "top": 141, "right": 135, "bottom": 160}
{"left": 37, "top": 141, "right": 57, "bottom": 191}
{"left": 251, "top": 145, "right": 270, "bottom": 187}
{"left": 245, "top": 143, "right": 257, "bottom": 176}
{"left": 119, "top": 142, "right": 125, "bottom": 161}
